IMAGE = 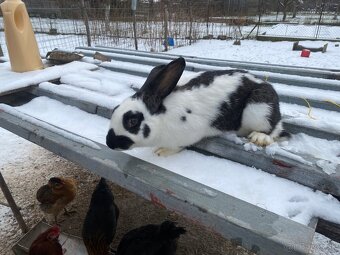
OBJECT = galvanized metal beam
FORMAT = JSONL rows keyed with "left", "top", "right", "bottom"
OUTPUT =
{"left": 76, "top": 46, "right": 340, "bottom": 79}
{"left": 77, "top": 49, "right": 340, "bottom": 92}
{"left": 5, "top": 87, "right": 338, "bottom": 198}
{"left": 29, "top": 86, "right": 340, "bottom": 142}
{"left": 192, "top": 137, "right": 340, "bottom": 197}
{"left": 0, "top": 107, "right": 316, "bottom": 255}
{"left": 90, "top": 63, "right": 340, "bottom": 113}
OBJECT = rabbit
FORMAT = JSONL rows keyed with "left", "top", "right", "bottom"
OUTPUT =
{"left": 106, "top": 57, "right": 284, "bottom": 156}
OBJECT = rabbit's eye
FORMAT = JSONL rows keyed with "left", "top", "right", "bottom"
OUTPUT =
{"left": 123, "top": 111, "right": 144, "bottom": 134}
{"left": 128, "top": 118, "right": 138, "bottom": 128}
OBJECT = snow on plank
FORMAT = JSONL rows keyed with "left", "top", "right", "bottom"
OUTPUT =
{"left": 77, "top": 47, "right": 340, "bottom": 87}
{"left": 37, "top": 82, "right": 340, "bottom": 141}
{"left": 94, "top": 61, "right": 340, "bottom": 112}
{"left": 0, "top": 61, "right": 98, "bottom": 96}
{"left": 10, "top": 83, "right": 340, "bottom": 198}
{"left": 1, "top": 97, "right": 340, "bottom": 226}
{"left": 77, "top": 46, "right": 340, "bottom": 79}
{"left": 32, "top": 81, "right": 340, "bottom": 141}
{"left": 0, "top": 104, "right": 317, "bottom": 255}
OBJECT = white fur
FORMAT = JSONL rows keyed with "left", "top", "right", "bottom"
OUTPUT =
{"left": 109, "top": 71, "right": 281, "bottom": 151}
{"left": 237, "top": 103, "right": 272, "bottom": 136}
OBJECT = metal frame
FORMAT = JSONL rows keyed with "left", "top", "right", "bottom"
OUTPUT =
{"left": 1, "top": 48, "right": 340, "bottom": 253}
{"left": 0, "top": 106, "right": 316, "bottom": 255}
{"left": 25, "top": 86, "right": 339, "bottom": 197}
{"left": 73, "top": 48, "right": 340, "bottom": 112}
{"left": 78, "top": 46, "right": 340, "bottom": 76}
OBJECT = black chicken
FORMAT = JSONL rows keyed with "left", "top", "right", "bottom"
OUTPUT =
{"left": 116, "top": 220, "right": 186, "bottom": 255}
{"left": 82, "top": 178, "right": 119, "bottom": 255}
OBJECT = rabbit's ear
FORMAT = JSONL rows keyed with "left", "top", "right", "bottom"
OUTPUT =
{"left": 138, "top": 57, "right": 186, "bottom": 114}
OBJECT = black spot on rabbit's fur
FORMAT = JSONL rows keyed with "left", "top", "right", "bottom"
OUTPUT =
{"left": 176, "top": 69, "right": 248, "bottom": 91}
{"left": 181, "top": 116, "right": 186, "bottom": 122}
{"left": 143, "top": 124, "right": 150, "bottom": 138}
{"left": 212, "top": 76, "right": 281, "bottom": 133}
{"left": 186, "top": 109, "right": 192, "bottom": 114}
{"left": 106, "top": 129, "right": 134, "bottom": 150}
{"left": 123, "top": 111, "right": 144, "bottom": 134}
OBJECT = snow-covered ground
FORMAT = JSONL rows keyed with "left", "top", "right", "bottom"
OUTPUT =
{"left": 168, "top": 39, "right": 340, "bottom": 70}
{"left": 261, "top": 24, "right": 340, "bottom": 39}
{"left": 1, "top": 37, "right": 340, "bottom": 253}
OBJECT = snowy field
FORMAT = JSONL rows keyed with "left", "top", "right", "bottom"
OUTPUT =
{"left": 168, "top": 39, "right": 340, "bottom": 70}
{"left": 262, "top": 24, "right": 340, "bottom": 39}
{"left": 1, "top": 37, "right": 340, "bottom": 253}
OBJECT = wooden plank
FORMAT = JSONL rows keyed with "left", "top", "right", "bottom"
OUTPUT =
{"left": 316, "top": 219, "right": 340, "bottom": 243}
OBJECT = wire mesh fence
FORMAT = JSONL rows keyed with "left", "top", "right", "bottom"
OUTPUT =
{"left": 0, "top": 0, "right": 339, "bottom": 57}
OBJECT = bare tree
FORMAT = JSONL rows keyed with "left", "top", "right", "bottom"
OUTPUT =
{"left": 279, "top": 0, "right": 303, "bottom": 21}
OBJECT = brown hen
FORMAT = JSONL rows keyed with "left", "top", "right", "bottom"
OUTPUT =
{"left": 36, "top": 177, "right": 77, "bottom": 224}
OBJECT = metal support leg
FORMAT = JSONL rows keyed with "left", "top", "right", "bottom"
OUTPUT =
{"left": 0, "top": 171, "right": 28, "bottom": 233}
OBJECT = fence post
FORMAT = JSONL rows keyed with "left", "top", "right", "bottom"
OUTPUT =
{"left": 206, "top": 0, "right": 210, "bottom": 36}
{"left": 189, "top": 5, "right": 193, "bottom": 46}
{"left": 316, "top": 1, "right": 325, "bottom": 39}
{"left": 80, "top": 0, "right": 91, "bottom": 47}
{"left": 163, "top": 3, "right": 169, "bottom": 52}
{"left": 256, "top": 0, "right": 263, "bottom": 37}
{"left": 132, "top": 0, "right": 138, "bottom": 50}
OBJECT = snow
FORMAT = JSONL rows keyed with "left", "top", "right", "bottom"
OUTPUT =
{"left": 281, "top": 102, "right": 340, "bottom": 135}
{"left": 273, "top": 83, "right": 340, "bottom": 103}
{"left": 39, "top": 82, "right": 130, "bottom": 109}
{"left": 0, "top": 61, "right": 97, "bottom": 95}
{"left": 1, "top": 27, "right": 340, "bottom": 253}
{"left": 266, "top": 134, "right": 340, "bottom": 172}
{"left": 0, "top": 103, "right": 101, "bottom": 150}
{"left": 4, "top": 96, "right": 339, "bottom": 228}
{"left": 27, "top": 65, "right": 340, "bottom": 176}
{"left": 263, "top": 24, "right": 340, "bottom": 40}
{"left": 168, "top": 39, "right": 340, "bottom": 70}
{"left": 59, "top": 68, "right": 144, "bottom": 95}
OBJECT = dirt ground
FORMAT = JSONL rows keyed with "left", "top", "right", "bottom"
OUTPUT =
{"left": 0, "top": 138, "right": 253, "bottom": 255}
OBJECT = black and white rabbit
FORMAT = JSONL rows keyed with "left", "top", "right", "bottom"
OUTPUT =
{"left": 106, "top": 57, "right": 283, "bottom": 156}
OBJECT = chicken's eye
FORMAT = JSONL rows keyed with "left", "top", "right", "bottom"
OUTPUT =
{"left": 54, "top": 183, "right": 63, "bottom": 189}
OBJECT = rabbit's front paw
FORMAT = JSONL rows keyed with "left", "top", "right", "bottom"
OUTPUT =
{"left": 154, "top": 147, "right": 182, "bottom": 157}
{"left": 248, "top": 131, "right": 273, "bottom": 146}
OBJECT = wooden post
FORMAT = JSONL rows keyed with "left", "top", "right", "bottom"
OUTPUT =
{"left": 256, "top": 0, "right": 263, "bottom": 37}
{"left": 104, "top": 0, "right": 111, "bottom": 32}
{"left": 316, "top": 1, "right": 325, "bottom": 39}
{"left": 0, "top": 171, "right": 28, "bottom": 233}
{"left": 189, "top": 5, "right": 193, "bottom": 45}
{"left": 131, "top": 0, "right": 138, "bottom": 50}
{"left": 206, "top": 0, "right": 210, "bottom": 36}
{"left": 80, "top": 0, "right": 91, "bottom": 47}
{"left": 132, "top": 10, "right": 138, "bottom": 50}
{"left": 163, "top": 3, "right": 169, "bottom": 52}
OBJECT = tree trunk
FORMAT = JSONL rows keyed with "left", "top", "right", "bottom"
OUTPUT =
{"left": 276, "top": 0, "right": 280, "bottom": 21}
{"left": 105, "top": 0, "right": 111, "bottom": 32}
{"left": 282, "top": 6, "right": 287, "bottom": 21}
{"left": 292, "top": 0, "right": 297, "bottom": 18}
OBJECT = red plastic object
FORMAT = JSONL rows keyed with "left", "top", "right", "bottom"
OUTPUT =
{"left": 301, "top": 49, "right": 311, "bottom": 58}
